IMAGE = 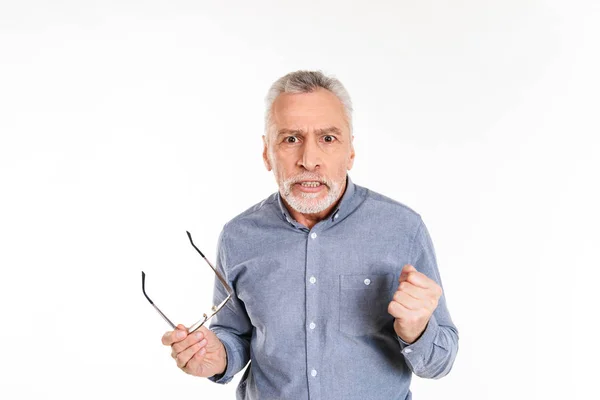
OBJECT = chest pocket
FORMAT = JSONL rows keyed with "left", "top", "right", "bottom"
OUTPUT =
{"left": 339, "top": 273, "right": 394, "bottom": 337}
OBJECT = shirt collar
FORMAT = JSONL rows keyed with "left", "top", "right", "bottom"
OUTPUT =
{"left": 276, "top": 175, "right": 357, "bottom": 228}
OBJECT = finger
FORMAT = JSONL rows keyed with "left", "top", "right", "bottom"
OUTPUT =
{"left": 397, "top": 280, "right": 427, "bottom": 300}
{"left": 392, "top": 290, "right": 424, "bottom": 311}
{"left": 162, "top": 326, "right": 188, "bottom": 346}
{"left": 193, "top": 326, "right": 211, "bottom": 338}
{"left": 399, "top": 264, "right": 416, "bottom": 282}
{"left": 171, "top": 330, "right": 204, "bottom": 356}
{"left": 399, "top": 281, "right": 442, "bottom": 310}
{"left": 402, "top": 264, "right": 417, "bottom": 273}
{"left": 406, "top": 270, "right": 433, "bottom": 289}
{"left": 388, "top": 297, "right": 412, "bottom": 319}
{"left": 162, "top": 331, "right": 173, "bottom": 346}
{"left": 175, "top": 338, "right": 207, "bottom": 369}
{"left": 183, "top": 346, "right": 208, "bottom": 375}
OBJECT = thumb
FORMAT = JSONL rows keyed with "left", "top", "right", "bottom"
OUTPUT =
{"left": 399, "top": 264, "right": 417, "bottom": 282}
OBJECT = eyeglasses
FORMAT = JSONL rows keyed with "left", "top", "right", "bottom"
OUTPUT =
{"left": 141, "top": 231, "right": 233, "bottom": 333}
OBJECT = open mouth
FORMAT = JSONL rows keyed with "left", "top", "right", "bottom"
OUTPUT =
{"left": 294, "top": 181, "right": 326, "bottom": 192}
{"left": 299, "top": 181, "right": 322, "bottom": 188}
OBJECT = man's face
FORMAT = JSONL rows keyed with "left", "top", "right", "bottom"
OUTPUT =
{"left": 263, "top": 88, "right": 355, "bottom": 215}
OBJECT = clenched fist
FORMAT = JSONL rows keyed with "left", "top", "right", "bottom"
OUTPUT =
{"left": 162, "top": 324, "right": 227, "bottom": 378}
{"left": 388, "top": 264, "right": 442, "bottom": 344}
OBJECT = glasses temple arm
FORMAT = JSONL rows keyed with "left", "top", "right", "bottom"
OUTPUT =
{"left": 186, "top": 231, "right": 233, "bottom": 295}
{"left": 141, "top": 271, "right": 176, "bottom": 329}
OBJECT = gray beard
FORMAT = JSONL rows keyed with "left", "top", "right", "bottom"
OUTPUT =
{"left": 281, "top": 178, "right": 343, "bottom": 214}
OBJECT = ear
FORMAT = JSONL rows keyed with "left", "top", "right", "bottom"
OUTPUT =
{"left": 262, "top": 135, "right": 272, "bottom": 171}
{"left": 347, "top": 135, "right": 355, "bottom": 170}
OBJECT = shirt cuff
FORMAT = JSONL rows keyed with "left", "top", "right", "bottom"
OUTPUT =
{"left": 207, "top": 329, "right": 244, "bottom": 384}
{"left": 396, "top": 314, "right": 439, "bottom": 367}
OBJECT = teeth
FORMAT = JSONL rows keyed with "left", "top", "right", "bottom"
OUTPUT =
{"left": 300, "top": 181, "right": 321, "bottom": 188}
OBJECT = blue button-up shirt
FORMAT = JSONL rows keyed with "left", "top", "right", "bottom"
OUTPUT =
{"left": 208, "top": 177, "right": 458, "bottom": 400}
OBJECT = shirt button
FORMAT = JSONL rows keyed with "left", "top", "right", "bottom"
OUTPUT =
{"left": 310, "top": 232, "right": 317, "bottom": 239}
{"left": 364, "top": 278, "right": 371, "bottom": 285}
{"left": 404, "top": 348, "right": 413, "bottom": 354}
{"left": 309, "top": 276, "right": 317, "bottom": 284}
{"left": 311, "top": 369, "right": 317, "bottom": 377}
{"left": 334, "top": 213, "right": 339, "bottom": 219}
{"left": 309, "top": 322, "right": 316, "bottom": 330}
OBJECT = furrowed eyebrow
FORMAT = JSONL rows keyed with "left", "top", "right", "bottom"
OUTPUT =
{"left": 315, "top": 127, "right": 342, "bottom": 135}
{"left": 276, "top": 126, "right": 342, "bottom": 137}
{"left": 276, "top": 129, "right": 304, "bottom": 137}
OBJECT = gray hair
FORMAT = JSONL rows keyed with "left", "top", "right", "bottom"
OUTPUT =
{"left": 264, "top": 70, "right": 353, "bottom": 138}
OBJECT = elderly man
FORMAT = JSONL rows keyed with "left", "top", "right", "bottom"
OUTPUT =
{"left": 162, "top": 70, "right": 459, "bottom": 399}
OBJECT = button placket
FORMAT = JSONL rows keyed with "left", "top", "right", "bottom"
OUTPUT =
{"left": 305, "top": 229, "right": 321, "bottom": 397}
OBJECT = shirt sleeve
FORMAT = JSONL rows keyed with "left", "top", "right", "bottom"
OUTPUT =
{"left": 207, "top": 228, "right": 253, "bottom": 384}
{"left": 396, "top": 218, "right": 459, "bottom": 379}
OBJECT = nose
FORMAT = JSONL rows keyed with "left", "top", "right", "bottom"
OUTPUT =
{"left": 298, "top": 137, "right": 322, "bottom": 171}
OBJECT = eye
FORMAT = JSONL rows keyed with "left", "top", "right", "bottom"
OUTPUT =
{"left": 284, "top": 136, "right": 298, "bottom": 143}
{"left": 323, "top": 135, "right": 336, "bottom": 143}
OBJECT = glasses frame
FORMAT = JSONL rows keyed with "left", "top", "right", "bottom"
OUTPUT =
{"left": 141, "top": 231, "right": 233, "bottom": 333}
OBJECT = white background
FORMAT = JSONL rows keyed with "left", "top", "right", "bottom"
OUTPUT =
{"left": 1, "top": 1, "right": 598, "bottom": 399}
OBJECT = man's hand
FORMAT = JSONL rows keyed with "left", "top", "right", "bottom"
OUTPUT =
{"left": 388, "top": 264, "right": 442, "bottom": 344}
{"left": 162, "top": 324, "right": 227, "bottom": 378}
